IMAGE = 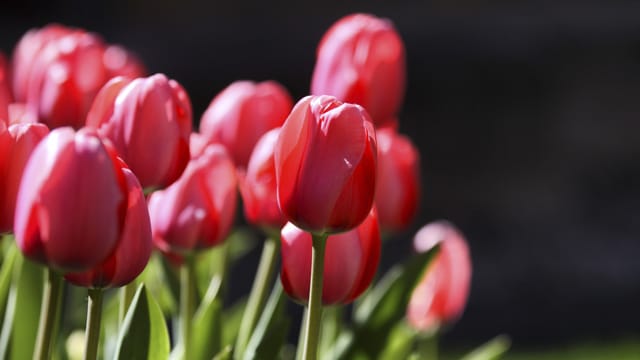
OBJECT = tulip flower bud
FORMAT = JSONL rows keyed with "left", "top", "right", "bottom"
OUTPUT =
{"left": 407, "top": 221, "right": 472, "bottom": 332}
{"left": 86, "top": 74, "right": 192, "bottom": 189}
{"left": 311, "top": 14, "right": 406, "bottom": 128}
{"left": 274, "top": 95, "right": 377, "bottom": 234}
{"left": 65, "top": 167, "right": 152, "bottom": 288}
{"left": 375, "top": 127, "right": 421, "bottom": 232}
{"left": 148, "top": 144, "right": 237, "bottom": 254}
{"left": 0, "top": 53, "right": 11, "bottom": 125}
{"left": 0, "top": 123, "right": 49, "bottom": 233}
{"left": 200, "top": 80, "right": 293, "bottom": 168}
{"left": 280, "top": 208, "right": 381, "bottom": 305}
{"left": 239, "top": 128, "right": 285, "bottom": 230}
{"left": 13, "top": 127, "right": 129, "bottom": 272}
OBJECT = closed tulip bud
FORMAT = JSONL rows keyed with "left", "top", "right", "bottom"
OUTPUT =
{"left": 200, "top": 80, "right": 293, "bottom": 168}
{"left": 239, "top": 128, "right": 285, "bottom": 230}
{"left": 86, "top": 74, "right": 192, "bottom": 189}
{"left": 148, "top": 144, "right": 237, "bottom": 254}
{"left": 407, "top": 221, "right": 472, "bottom": 332}
{"left": 275, "top": 95, "right": 377, "bottom": 234}
{"left": 13, "top": 127, "right": 129, "bottom": 272}
{"left": 0, "top": 53, "right": 11, "bottom": 125}
{"left": 280, "top": 208, "right": 381, "bottom": 305}
{"left": 0, "top": 123, "right": 49, "bottom": 233}
{"left": 65, "top": 167, "right": 152, "bottom": 288}
{"left": 311, "top": 14, "right": 406, "bottom": 128}
{"left": 375, "top": 127, "right": 421, "bottom": 231}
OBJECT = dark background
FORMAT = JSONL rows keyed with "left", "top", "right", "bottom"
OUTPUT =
{"left": 2, "top": 0, "right": 640, "bottom": 351}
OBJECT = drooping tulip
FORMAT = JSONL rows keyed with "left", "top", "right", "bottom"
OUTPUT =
{"left": 148, "top": 144, "right": 237, "bottom": 254}
{"left": 274, "top": 95, "right": 377, "bottom": 234}
{"left": 65, "top": 166, "right": 152, "bottom": 288}
{"left": 86, "top": 74, "right": 192, "bottom": 189}
{"left": 280, "top": 208, "right": 381, "bottom": 305}
{"left": 199, "top": 80, "right": 293, "bottom": 168}
{"left": 375, "top": 127, "right": 421, "bottom": 231}
{"left": 311, "top": 13, "right": 406, "bottom": 128}
{"left": 13, "top": 127, "right": 128, "bottom": 271}
{"left": 0, "top": 123, "right": 49, "bottom": 233}
{"left": 0, "top": 53, "right": 11, "bottom": 125}
{"left": 407, "top": 221, "right": 472, "bottom": 332}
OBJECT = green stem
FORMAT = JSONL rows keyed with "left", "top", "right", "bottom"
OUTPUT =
{"left": 235, "top": 236, "right": 280, "bottom": 359}
{"left": 84, "top": 288, "right": 104, "bottom": 360}
{"left": 301, "top": 233, "right": 328, "bottom": 360}
{"left": 180, "top": 255, "right": 196, "bottom": 360}
{"left": 417, "top": 332, "right": 438, "bottom": 360}
{"left": 295, "top": 307, "right": 308, "bottom": 360}
{"left": 33, "top": 268, "right": 63, "bottom": 360}
{"left": 118, "top": 282, "right": 137, "bottom": 324}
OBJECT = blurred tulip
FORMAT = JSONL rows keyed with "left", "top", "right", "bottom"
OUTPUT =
{"left": 407, "top": 221, "right": 472, "bottom": 332}
{"left": 86, "top": 74, "right": 192, "bottom": 189}
{"left": 275, "top": 95, "right": 377, "bottom": 234}
{"left": 13, "top": 127, "right": 128, "bottom": 272}
{"left": 200, "top": 80, "right": 293, "bottom": 168}
{"left": 0, "top": 123, "right": 49, "bottom": 233}
{"left": 239, "top": 128, "right": 285, "bottom": 230}
{"left": 311, "top": 13, "right": 406, "bottom": 128}
{"left": 65, "top": 166, "right": 152, "bottom": 288}
{"left": 280, "top": 208, "right": 381, "bottom": 305}
{"left": 0, "top": 53, "right": 11, "bottom": 125}
{"left": 148, "top": 144, "right": 237, "bottom": 254}
{"left": 375, "top": 127, "right": 421, "bottom": 231}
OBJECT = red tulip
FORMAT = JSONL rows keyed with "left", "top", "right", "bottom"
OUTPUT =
{"left": 65, "top": 166, "right": 152, "bottom": 288}
{"left": 375, "top": 127, "right": 421, "bottom": 231}
{"left": 199, "top": 80, "right": 293, "bottom": 168}
{"left": 13, "top": 127, "right": 129, "bottom": 272}
{"left": 280, "top": 208, "right": 381, "bottom": 305}
{"left": 311, "top": 14, "right": 406, "bottom": 128}
{"left": 274, "top": 95, "right": 377, "bottom": 234}
{"left": 0, "top": 53, "right": 12, "bottom": 125}
{"left": 148, "top": 144, "right": 237, "bottom": 254}
{"left": 0, "top": 123, "right": 49, "bottom": 233}
{"left": 239, "top": 128, "right": 285, "bottom": 230}
{"left": 86, "top": 74, "right": 192, "bottom": 189}
{"left": 407, "top": 221, "right": 472, "bottom": 332}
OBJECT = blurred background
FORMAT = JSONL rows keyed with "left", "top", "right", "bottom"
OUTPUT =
{"left": 2, "top": 0, "right": 640, "bottom": 357}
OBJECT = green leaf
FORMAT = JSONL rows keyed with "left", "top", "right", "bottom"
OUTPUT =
{"left": 242, "top": 281, "right": 289, "bottom": 360}
{"left": 460, "top": 335, "right": 511, "bottom": 360}
{"left": 0, "top": 245, "right": 18, "bottom": 322}
{"left": 221, "top": 298, "right": 247, "bottom": 347}
{"left": 191, "top": 286, "right": 222, "bottom": 360}
{"left": 213, "top": 345, "right": 232, "bottom": 360}
{"left": 139, "top": 253, "right": 179, "bottom": 316}
{"left": 378, "top": 321, "right": 418, "bottom": 360}
{"left": 114, "top": 284, "right": 170, "bottom": 360}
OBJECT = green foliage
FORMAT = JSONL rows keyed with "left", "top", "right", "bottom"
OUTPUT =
{"left": 242, "top": 282, "right": 289, "bottom": 360}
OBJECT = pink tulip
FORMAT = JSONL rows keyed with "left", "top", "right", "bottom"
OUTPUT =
{"left": 13, "top": 127, "right": 129, "bottom": 272}
{"left": 375, "top": 127, "right": 421, "bottom": 231}
{"left": 311, "top": 14, "right": 406, "bottom": 128}
{"left": 199, "top": 80, "right": 293, "bottom": 168}
{"left": 86, "top": 74, "right": 192, "bottom": 189}
{"left": 274, "top": 95, "right": 377, "bottom": 234}
{"left": 0, "top": 53, "right": 12, "bottom": 125}
{"left": 280, "top": 208, "right": 381, "bottom": 305}
{"left": 407, "top": 221, "right": 472, "bottom": 332}
{"left": 148, "top": 144, "right": 237, "bottom": 254}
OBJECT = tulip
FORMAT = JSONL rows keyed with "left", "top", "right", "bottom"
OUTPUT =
{"left": 280, "top": 208, "right": 381, "bottom": 305}
{"left": 199, "top": 80, "right": 293, "bottom": 168}
{"left": 0, "top": 123, "right": 49, "bottom": 233}
{"left": 86, "top": 74, "right": 192, "bottom": 189}
{"left": 274, "top": 95, "right": 377, "bottom": 234}
{"left": 311, "top": 14, "right": 406, "bottom": 128}
{"left": 0, "top": 53, "right": 11, "bottom": 125}
{"left": 148, "top": 144, "right": 237, "bottom": 254}
{"left": 375, "top": 127, "right": 421, "bottom": 231}
{"left": 13, "top": 127, "right": 128, "bottom": 272}
{"left": 407, "top": 221, "right": 472, "bottom": 332}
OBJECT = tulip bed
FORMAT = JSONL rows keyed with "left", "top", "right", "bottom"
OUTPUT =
{"left": 0, "top": 13, "right": 507, "bottom": 360}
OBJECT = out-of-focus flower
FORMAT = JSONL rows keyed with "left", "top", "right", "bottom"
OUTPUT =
{"left": 407, "top": 221, "right": 472, "bottom": 332}
{"left": 311, "top": 13, "right": 406, "bottom": 128}
{"left": 0, "top": 53, "right": 12, "bottom": 125}
{"left": 199, "top": 80, "right": 293, "bottom": 168}
{"left": 274, "top": 95, "right": 377, "bottom": 234}
{"left": 148, "top": 144, "right": 237, "bottom": 254}
{"left": 280, "top": 208, "right": 381, "bottom": 305}
{"left": 13, "top": 127, "right": 129, "bottom": 272}
{"left": 86, "top": 74, "right": 192, "bottom": 189}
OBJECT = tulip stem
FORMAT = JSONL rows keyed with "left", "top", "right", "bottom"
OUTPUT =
{"left": 417, "top": 332, "right": 438, "bottom": 360}
{"left": 84, "top": 288, "right": 104, "bottom": 360}
{"left": 235, "top": 235, "right": 280, "bottom": 359}
{"left": 33, "top": 268, "right": 63, "bottom": 360}
{"left": 118, "top": 282, "right": 137, "bottom": 324}
{"left": 180, "top": 255, "right": 196, "bottom": 360}
{"left": 302, "top": 233, "right": 328, "bottom": 360}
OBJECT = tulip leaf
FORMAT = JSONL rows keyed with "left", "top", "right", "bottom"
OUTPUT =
{"left": 460, "top": 335, "right": 511, "bottom": 360}
{"left": 221, "top": 298, "right": 247, "bottom": 347}
{"left": 242, "top": 281, "right": 289, "bottom": 360}
{"left": 113, "top": 284, "right": 170, "bottom": 360}
{"left": 213, "top": 345, "right": 232, "bottom": 360}
{"left": 0, "top": 245, "right": 17, "bottom": 322}
{"left": 191, "top": 290, "right": 222, "bottom": 360}
{"left": 378, "top": 321, "right": 419, "bottom": 360}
